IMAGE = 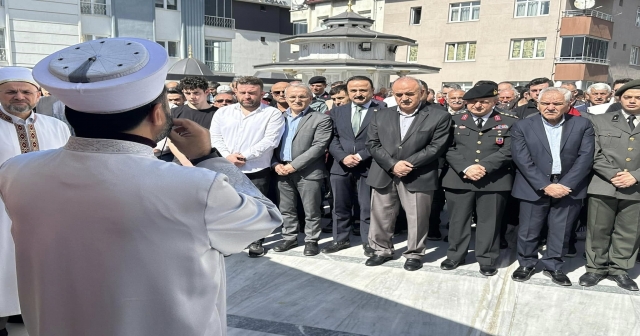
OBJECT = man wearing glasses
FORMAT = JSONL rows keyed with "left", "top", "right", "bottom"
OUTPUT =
{"left": 270, "top": 82, "right": 290, "bottom": 112}
{"left": 213, "top": 92, "right": 235, "bottom": 108}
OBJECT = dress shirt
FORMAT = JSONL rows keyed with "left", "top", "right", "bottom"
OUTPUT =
{"left": 351, "top": 100, "right": 372, "bottom": 125}
{"left": 621, "top": 110, "right": 640, "bottom": 128}
{"left": 210, "top": 103, "right": 285, "bottom": 173}
{"left": 279, "top": 107, "right": 310, "bottom": 162}
{"left": 383, "top": 96, "right": 397, "bottom": 107}
{"left": 397, "top": 107, "right": 419, "bottom": 140}
{"left": 542, "top": 116, "right": 565, "bottom": 174}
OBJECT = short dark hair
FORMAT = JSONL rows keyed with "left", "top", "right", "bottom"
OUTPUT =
{"left": 66, "top": 87, "right": 168, "bottom": 137}
{"left": 428, "top": 88, "right": 435, "bottom": 95}
{"left": 207, "top": 81, "right": 220, "bottom": 89}
{"left": 236, "top": 76, "right": 264, "bottom": 90}
{"left": 474, "top": 80, "right": 498, "bottom": 88}
{"left": 180, "top": 76, "right": 209, "bottom": 92}
{"left": 613, "top": 78, "right": 633, "bottom": 87}
{"left": 346, "top": 76, "right": 374, "bottom": 89}
{"left": 419, "top": 80, "right": 429, "bottom": 91}
{"left": 329, "top": 84, "right": 348, "bottom": 96}
{"left": 330, "top": 81, "right": 345, "bottom": 87}
{"left": 167, "top": 88, "right": 184, "bottom": 97}
{"left": 528, "top": 77, "right": 554, "bottom": 88}
{"left": 576, "top": 89, "right": 584, "bottom": 96}
{"left": 515, "top": 85, "right": 527, "bottom": 97}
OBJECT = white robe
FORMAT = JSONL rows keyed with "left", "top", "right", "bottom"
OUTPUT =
{"left": 0, "top": 137, "right": 281, "bottom": 336}
{"left": 0, "top": 110, "right": 70, "bottom": 317}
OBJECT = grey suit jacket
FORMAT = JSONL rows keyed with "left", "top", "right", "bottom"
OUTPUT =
{"left": 273, "top": 109, "right": 333, "bottom": 180}
{"left": 366, "top": 104, "right": 452, "bottom": 192}
{"left": 588, "top": 110, "right": 640, "bottom": 200}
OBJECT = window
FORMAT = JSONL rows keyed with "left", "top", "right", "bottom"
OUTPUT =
{"left": 619, "top": 0, "right": 623, "bottom": 6}
{"left": 559, "top": 36, "right": 608, "bottom": 62}
{"left": 510, "top": 38, "right": 546, "bottom": 59}
{"left": 624, "top": 44, "right": 627, "bottom": 51}
{"left": 631, "top": 46, "right": 640, "bottom": 66}
{"left": 80, "top": 0, "right": 108, "bottom": 15}
{"left": 155, "top": 0, "right": 177, "bottom": 10}
{"left": 205, "top": 40, "right": 233, "bottom": 73}
{"left": 514, "top": 0, "right": 550, "bottom": 17}
{"left": 83, "top": 35, "right": 108, "bottom": 42}
{"left": 293, "top": 20, "right": 308, "bottom": 35}
{"left": 358, "top": 10, "right": 372, "bottom": 19}
{"left": 445, "top": 42, "right": 476, "bottom": 61}
{"left": 408, "top": 45, "right": 418, "bottom": 62}
{"left": 157, "top": 41, "right": 179, "bottom": 57}
{"left": 410, "top": 7, "right": 422, "bottom": 25}
{"left": 636, "top": 7, "right": 640, "bottom": 27}
{"left": 0, "top": 28, "right": 5, "bottom": 62}
{"left": 614, "top": 42, "right": 617, "bottom": 49}
{"left": 449, "top": 2, "right": 480, "bottom": 22}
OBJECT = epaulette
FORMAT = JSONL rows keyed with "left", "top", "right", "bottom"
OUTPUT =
{"left": 499, "top": 112, "right": 519, "bottom": 119}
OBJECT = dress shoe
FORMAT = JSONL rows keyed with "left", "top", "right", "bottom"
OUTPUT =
{"left": 608, "top": 274, "right": 639, "bottom": 291}
{"left": 303, "top": 242, "right": 320, "bottom": 256}
{"left": 500, "top": 240, "right": 509, "bottom": 249}
{"left": 365, "top": 255, "right": 392, "bottom": 266}
{"left": 362, "top": 243, "right": 375, "bottom": 258}
{"left": 404, "top": 258, "right": 423, "bottom": 271}
{"left": 579, "top": 272, "right": 607, "bottom": 287}
{"left": 443, "top": 235, "right": 448, "bottom": 242}
{"left": 321, "top": 241, "right": 350, "bottom": 254}
{"left": 440, "top": 259, "right": 463, "bottom": 270}
{"left": 479, "top": 265, "right": 498, "bottom": 276}
{"left": 511, "top": 266, "right": 535, "bottom": 282}
{"left": 0, "top": 328, "right": 7, "bottom": 336}
{"left": 427, "top": 231, "right": 442, "bottom": 241}
{"left": 321, "top": 225, "right": 333, "bottom": 233}
{"left": 248, "top": 241, "right": 265, "bottom": 258}
{"left": 543, "top": 269, "right": 572, "bottom": 286}
{"left": 273, "top": 239, "right": 298, "bottom": 252}
{"left": 565, "top": 244, "right": 577, "bottom": 258}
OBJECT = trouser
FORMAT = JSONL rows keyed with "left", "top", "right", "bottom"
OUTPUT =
{"left": 0, "top": 316, "right": 7, "bottom": 331}
{"left": 428, "top": 187, "right": 446, "bottom": 234}
{"left": 517, "top": 196, "right": 582, "bottom": 270}
{"left": 585, "top": 195, "right": 640, "bottom": 275}
{"left": 369, "top": 179, "right": 433, "bottom": 259}
{"left": 247, "top": 168, "right": 272, "bottom": 244}
{"left": 278, "top": 174, "right": 323, "bottom": 242}
{"left": 330, "top": 172, "right": 371, "bottom": 243}
{"left": 445, "top": 190, "right": 508, "bottom": 266}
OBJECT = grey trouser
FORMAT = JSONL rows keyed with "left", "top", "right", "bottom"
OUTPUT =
{"left": 277, "top": 173, "right": 323, "bottom": 242}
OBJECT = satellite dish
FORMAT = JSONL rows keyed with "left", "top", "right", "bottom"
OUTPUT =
{"left": 574, "top": 0, "right": 596, "bottom": 10}
{"left": 291, "top": 0, "right": 307, "bottom": 10}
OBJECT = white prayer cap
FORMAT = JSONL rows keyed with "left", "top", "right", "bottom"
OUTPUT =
{"left": 0, "top": 67, "right": 39, "bottom": 88}
{"left": 217, "top": 85, "right": 233, "bottom": 93}
{"left": 32, "top": 37, "right": 169, "bottom": 114}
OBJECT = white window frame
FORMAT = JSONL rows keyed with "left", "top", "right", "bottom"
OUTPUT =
{"left": 407, "top": 45, "right": 419, "bottom": 63}
{"left": 514, "top": 0, "right": 550, "bottom": 18}
{"left": 293, "top": 20, "right": 308, "bottom": 35}
{"left": 631, "top": 46, "right": 640, "bottom": 66}
{"left": 80, "top": 0, "right": 110, "bottom": 16}
{"left": 449, "top": 2, "right": 481, "bottom": 23}
{"left": 157, "top": 41, "right": 180, "bottom": 58}
{"left": 155, "top": 0, "right": 178, "bottom": 10}
{"left": 444, "top": 42, "right": 477, "bottom": 62}
{"left": 510, "top": 37, "right": 546, "bottom": 59}
{"left": 410, "top": 7, "right": 422, "bottom": 25}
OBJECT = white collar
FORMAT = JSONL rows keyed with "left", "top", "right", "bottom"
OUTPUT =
{"left": 64, "top": 137, "right": 155, "bottom": 157}
{"left": 352, "top": 100, "right": 372, "bottom": 110}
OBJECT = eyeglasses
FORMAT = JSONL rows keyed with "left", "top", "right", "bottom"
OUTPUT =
{"left": 272, "top": 91, "right": 284, "bottom": 95}
{"left": 215, "top": 99, "right": 234, "bottom": 103}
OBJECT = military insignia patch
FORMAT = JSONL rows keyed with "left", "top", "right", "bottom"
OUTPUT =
{"left": 459, "top": 125, "right": 466, "bottom": 129}
{"left": 496, "top": 137, "right": 504, "bottom": 145}
{"left": 461, "top": 114, "right": 469, "bottom": 121}
{"left": 612, "top": 114, "right": 620, "bottom": 122}
{"left": 494, "top": 115, "right": 501, "bottom": 121}
{"left": 493, "top": 125, "right": 509, "bottom": 130}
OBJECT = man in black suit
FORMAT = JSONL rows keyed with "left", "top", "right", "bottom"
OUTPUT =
{"left": 365, "top": 77, "right": 452, "bottom": 271}
{"left": 510, "top": 87, "right": 595, "bottom": 286}
{"left": 513, "top": 77, "right": 554, "bottom": 119}
{"left": 322, "top": 76, "right": 385, "bottom": 256}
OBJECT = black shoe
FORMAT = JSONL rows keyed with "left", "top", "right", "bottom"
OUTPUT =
{"left": 362, "top": 243, "right": 375, "bottom": 258}
{"left": 500, "top": 240, "right": 509, "bottom": 249}
{"left": 511, "top": 266, "right": 535, "bottom": 282}
{"left": 440, "top": 259, "right": 463, "bottom": 270}
{"left": 273, "top": 239, "right": 298, "bottom": 252}
{"left": 248, "top": 241, "right": 265, "bottom": 258}
{"left": 351, "top": 226, "right": 361, "bottom": 236}
{"left": 543, "top": 269, "right": 572, "bottom": 286}
{"left": 321, "top": 241, "right": 350, "bottom": 254}
{"left": 7, "top": 315, "right": 23, "bottom": 324}
{"left": 479, "top": 265, "right": 498, "bottom": 276}
{"left": 321, "top": 225, "right": 333, "bottom": 233}
{"left": 565, "top": 245, "right": 577, "bottom": 258}
{"left": 443, "top": 235, "right": 448, "bottom": 242}
{"left": 637, "top": 255, "right": 640, "bottom": 263}
{"left": 608, "top": 274, "right": 639, "bottom": 291}
{"left": 365, "top": 255, "right": 392, "bottom": 266}
{"left": 303, "top": 242, "right": 320, "bottom": 256}
{"left": 427, "top": 231, "right": 442, "bottom": 241}
{"left": 404, "top": 259, "right": 423, "bottom": 271}
{"left": 0, "top": 328, "right": 7, "bottom": 336}
{"left": 579, "top": 272, "right": 607, "bottom": 287}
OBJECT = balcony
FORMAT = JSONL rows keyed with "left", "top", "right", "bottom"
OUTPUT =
{"left": 555, "top": 56, "right": 609, "bottom": 65}
{"left": 204, "top": 15, "right": 235, "bottom": 29}
{"left": 81, "top": 2, "right": 109, "bottom": 16}
{"left": 206, "top": 62, "right": 234, "bottom": 73}
{"left": 560, "top": 10, "right": 613, "bottom": 40}
{"left": 563, "top": 9, "right": 613, "bottom": 22}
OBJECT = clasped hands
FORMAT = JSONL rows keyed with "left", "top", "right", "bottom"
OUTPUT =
{"left": 226, "top": 153, "right": 246, "bottom": 167}
{"left": 342, "top": 154, "right": 361, "bottom": 168}
{"left": 393, "top": 160, "right": 413, "bottom": 177}
{"left": 543, "top": 184, "right": 572, "bottom": 198}
{"left": 463, "top": 164, "right": 486, "bottom": 181}
{"left": 611, "top": 171, "right": 637, "bottom": 188}
{"left": 274, "top": 163, "right": 296, "bottom": 176}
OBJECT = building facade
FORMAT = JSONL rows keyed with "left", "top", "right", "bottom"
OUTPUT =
{"left": 382, "top": 0, "right": 640, "bottom": 90}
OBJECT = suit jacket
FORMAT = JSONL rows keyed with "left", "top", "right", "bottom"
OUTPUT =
{"left": 510, "top": 114, "right": 595, "bottom": 201}
{"left": 366, "top": 104, "right": 452, "bottom": 192}
{"left": 273, "top": 109, "right": 333, "bottom": 180}
{"left": 442, "top": 110, "right": 517, "bottom": 192}
{"left": 328, "top": 101, "right": 384, "bottom": 176}
{"left": 513, "top": 100, "right": 539, "bottom": 119}
{"left": 587, "top": 110, "right": 640, "bottom": 200}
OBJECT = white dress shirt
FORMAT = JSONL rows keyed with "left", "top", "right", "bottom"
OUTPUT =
{"left": 384, "top": 96, "right": 397, "bottom": 107}
{"left": 210, "top": 103, "right": 285, "bottom": 173}
{"left": 621, "top": 110, "right": 640, "bottom": 128}
{"left": 397, "top": 107, "right": 419, "bottom": 140}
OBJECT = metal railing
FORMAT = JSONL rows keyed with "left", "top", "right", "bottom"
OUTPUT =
{"left": 80, "top": 2, "right": 108, "bottom": 16}
{"left": 204, "top": 15, "right": 235, "bottom": 29}
{"left": 206, "top": 62, "right": 234, "bottom": 73}
{"left": 0, "top": 49, "right": 6, "bottom": 62}
{"left": 555, "top": 56, "right": 610, "bottom": 65}
{"left": 563, "top": 9, "right": 613, "bottom": 22}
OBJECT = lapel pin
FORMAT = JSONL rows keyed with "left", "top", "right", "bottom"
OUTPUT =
{"left": 613, "top": 115, "right": 619, "bottom": 122}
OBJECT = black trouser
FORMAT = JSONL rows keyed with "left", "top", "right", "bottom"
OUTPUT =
{"left": 247, "top": 168, "right": 272, "bottom": 244}
{"left": 330, "top": 172, "right": 371, "bottom": 243}
{"left": 428, "top": 187, "right": 446, "bottom": 235}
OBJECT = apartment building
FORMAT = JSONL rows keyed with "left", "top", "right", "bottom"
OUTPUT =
{"left": 383, "top": 0, "right": 640, "bottom": 90}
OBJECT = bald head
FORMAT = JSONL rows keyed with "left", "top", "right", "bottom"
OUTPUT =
{"left": 272, "top": 82, "right": 290, "bottom": 104}
{"left": 165, "top": 81, "right": 179, "bottom": 90}
{"left": 392, "top": 77, "right": 424, "bottom": 113}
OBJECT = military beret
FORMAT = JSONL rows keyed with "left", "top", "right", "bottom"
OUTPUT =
{"left": 308, "top": 76, "right": 327, "bottom": 85}
{"left": 615, "top": 79, "right": 640, "bottom": 97}
{"left": 462, "top": 84, "right": 498, "bottom": 100}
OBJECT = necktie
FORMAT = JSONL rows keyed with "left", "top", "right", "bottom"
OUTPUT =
{"left": 629, "top": 115, "right": 636, "bottom": 131}
{"left": 476, "top": 118, "right": 484, "bottom": 129}
{"left": 352, "top": 105, "right": 363, "bottom": 135}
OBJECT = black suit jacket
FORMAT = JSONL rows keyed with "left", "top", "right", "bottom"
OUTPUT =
{"left": 328, "top": 101, "right": 384, "bottom": 176}
{"left": 510, "top": 114, "right": 595, "bottom": 201}
{"left": 366, "top": 104, "right": 452, "bottom": 192}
